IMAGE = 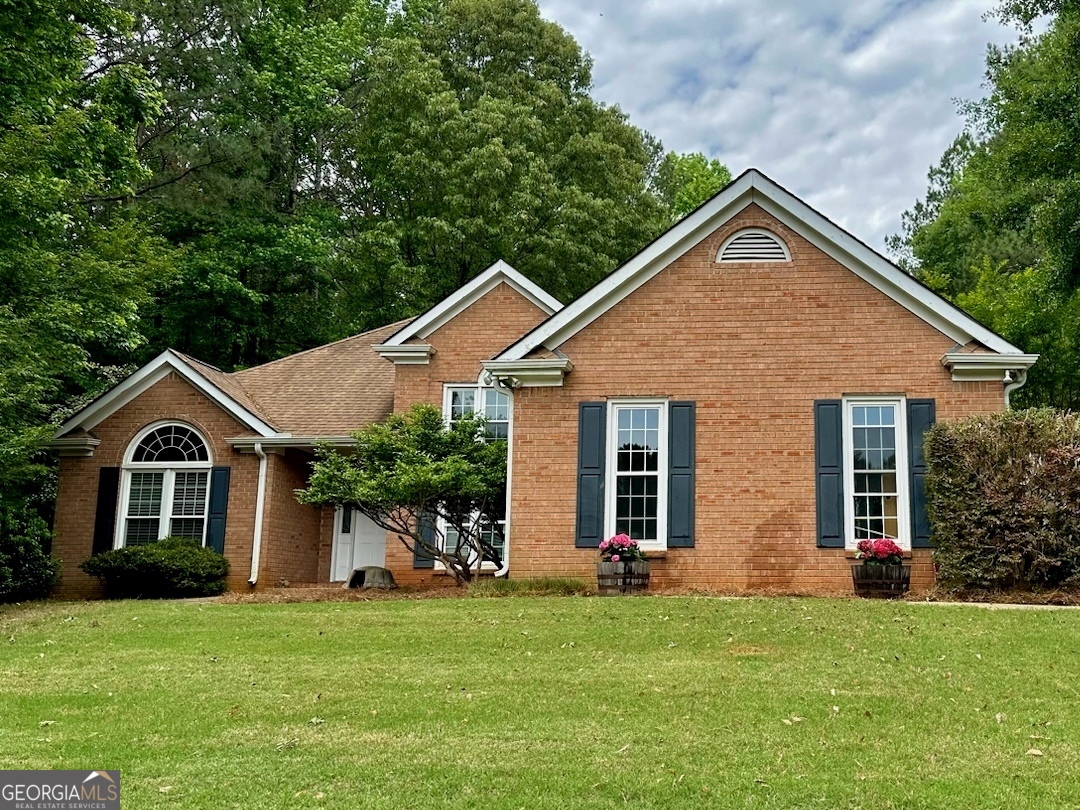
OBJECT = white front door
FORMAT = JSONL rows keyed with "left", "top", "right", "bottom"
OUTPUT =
{"left": 331, "top": 507, "right": 386, "bottom": 581}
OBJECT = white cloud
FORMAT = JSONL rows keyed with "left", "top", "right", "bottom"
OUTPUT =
{"left": 535, "top": 0, "right": 1017, "bottom": 250}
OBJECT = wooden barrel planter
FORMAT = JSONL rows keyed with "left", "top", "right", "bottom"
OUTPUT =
{"left": 851, "top": 563, "right": 911, "bottom": 598}
{"left": 597, "top": 561, "right": 651, "bottom": 595}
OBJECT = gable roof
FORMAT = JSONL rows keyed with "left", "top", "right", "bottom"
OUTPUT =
{"left": 495, "top": 169, "right": 1028, "bottom": 362}
{"left": 56, "top": 350, "right": 281, "bottom": 438}
{"left": 378, "top": 260, "right": 562, "bottom": 348}
{"left": 232, "top": 319, "right": 410, "bottom": 436}
{"left": 55, "top": 319, "right": 413, "bottom": 441}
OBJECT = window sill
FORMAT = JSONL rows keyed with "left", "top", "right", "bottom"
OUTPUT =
{"left": 843, "top": 550, "right": 914, "bottom": 559}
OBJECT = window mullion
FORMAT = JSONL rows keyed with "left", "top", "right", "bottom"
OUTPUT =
{"left": 160, "top": 469, "right": 175, "bottom": 540}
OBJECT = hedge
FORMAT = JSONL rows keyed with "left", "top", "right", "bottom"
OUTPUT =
{"left": 925, "top": 408, "right": 1080, "bottom": 589}
{"left": 80, "top": 536, "right": 229, "bottom": 599}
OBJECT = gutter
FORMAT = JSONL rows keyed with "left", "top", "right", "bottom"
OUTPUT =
{"left": 248, "top": 442, "right": 269, "bottom": 586}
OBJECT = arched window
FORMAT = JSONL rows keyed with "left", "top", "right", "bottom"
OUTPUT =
{"left": 118, "top": 423, "right": 213, "bottom": 547}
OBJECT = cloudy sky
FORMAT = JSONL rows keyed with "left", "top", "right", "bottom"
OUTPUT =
{"left": 534, "top": 0, "right": 1020, "bottom": 252}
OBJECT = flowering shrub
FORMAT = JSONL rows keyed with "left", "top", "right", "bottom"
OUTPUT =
{"left": 855, "top": 538, "right": 904, "bottom": 566}
{"left": 599, "top": 533, "right": 646, "bottom": 563}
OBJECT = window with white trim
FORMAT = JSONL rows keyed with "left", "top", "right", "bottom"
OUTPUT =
{"left": 843, "top": 398, "right": 910, "bottom": 549}
{"left": 442, "top": 384, "right": 510, "bottom": 563}
{"left": 118, "top": 423, "right": 213, "bottom": 547}
{"left": 606, "top": 400, "right": 668, "bottom": 549}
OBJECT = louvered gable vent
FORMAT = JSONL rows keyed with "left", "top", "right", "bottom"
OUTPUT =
{"left": 718, "top": 229, "right": 790, "bottom": 263}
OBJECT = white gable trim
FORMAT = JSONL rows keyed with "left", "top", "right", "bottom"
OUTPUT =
{"left": 54, "top": 350, "right": 280, "bottom": 438}
{"left": 378, "top": 260, "right": 562, "bottom": 347}
{"left": 496, "top": 170, "right": 1027, "bottom": 361}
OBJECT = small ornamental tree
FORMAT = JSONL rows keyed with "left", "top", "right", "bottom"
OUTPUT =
{"left": 297, "top": 403, "right": 508, "bottom": 584}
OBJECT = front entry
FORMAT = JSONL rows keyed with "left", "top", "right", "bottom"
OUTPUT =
{"left": 331, "top": 507, "right": 386, "bottom": 581}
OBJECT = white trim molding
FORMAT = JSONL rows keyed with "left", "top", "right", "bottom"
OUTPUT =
{"left": 371, "top": 343, "right": 434, "bottom": 365}
{"left": 482, "top": 357, "right": 574, "bottom": 388}
{"left": 941, "top": 352, "right": 1039, "bottom": 382}
{"left": 604, "top": 398, "right": 669, "bottom": 552}
{"left": 377, "top": 260, "right": 562, "bottom": 354}
{"left": 54, "top": 350, "right": 281, "bottom": 439}
{"left": 228, "top": 435, "right": 355, "bottom": 452}
{"left": 495, "top": 169, "right": 1031, "bottom": 364}
{"left": 841, "top": 396, "right": 910, "bottom": 551}
{"left": 49, "top": 436, "right": 102, "bottom": 457}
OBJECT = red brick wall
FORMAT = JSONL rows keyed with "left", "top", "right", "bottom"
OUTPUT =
{"left": 256, "top": 450, "right": 322, "bottom": 586}
{"left": 52, "top": 372, "right": 262, "bottom": 598}
{"left": 389, "top": 281, "right": 551, "bottom": 586}
{"left": 393, "top": 281, "right": 550, "bottom": 414}
{"left": 507, "top": 205, "right": 1006, "bottom": 594}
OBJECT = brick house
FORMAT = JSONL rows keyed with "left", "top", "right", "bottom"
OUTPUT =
{"left": 50, "top": 170, "right": 1037, "bottom": 597}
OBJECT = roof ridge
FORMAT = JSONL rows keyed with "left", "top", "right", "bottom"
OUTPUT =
{"left": 232, "top": 318, "right": 415, "bottom": 377}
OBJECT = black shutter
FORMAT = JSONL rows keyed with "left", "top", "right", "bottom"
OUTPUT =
{"left": 206, "top": 466, "right": 231, "bottom": 554}
{"left": 576, "top": 403, "right": 607, "bottom": 548}
{"left": 414, "top": 512, "right": 436, "bottom": 568}
{"left": 92, "top": 467, "right": 121, "bottom": 555}
{"left": 815, "top": 400, "right": 845, "bottom": 548}
{"left": 667, "top": 402, "right": 695, "bottom": 548}
{"left": 907, "top": 399, "right": 936, "bottom": 548}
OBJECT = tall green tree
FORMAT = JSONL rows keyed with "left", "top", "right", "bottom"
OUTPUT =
{"left": 653, "top": 151, "right": 732, "bottom": 222}
{"left": 333, "top": 0, "right": 671, "bottom": 321}
{"left": 0, "top": 0, "right": 169, "bottom": 513}
{"left": 95, "top": 0, "right": 390, "bottom": 369}
{"left": 890, "top": 0, "right": 1080, "bottom": 407}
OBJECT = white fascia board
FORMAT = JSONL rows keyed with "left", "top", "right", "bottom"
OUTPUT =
{"left": 47, "top": 437, "right": 102, "bottom": 457}
{"left": 942, "top": 352, "right": 1040, "bottom": 381}
{"left": 496, "top": 169, "right": 1027, "bottom": 361}
{"left": 228, "top": 435, "right": 356, "bottom": 451}
{"left": 55, "top": 350, "right": 280, "bottom": 438}
{"left": 482, "top": 358, "right": 574, "bottom": 388}
{"left": 372, "top": 343, "right": 434, "bottom": 365}
{"left": 382, "top": 260, "right": 562, "bottom": 347}
{"left": 744, "top": 175, "right": 1023, "bottom": 355}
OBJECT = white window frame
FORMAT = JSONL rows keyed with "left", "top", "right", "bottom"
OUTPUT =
{"left": 842, "top": 396, "right": 911, "bottom": 551}
{"left": 438, "top": 381, "right": 512, "bottom": 570}
{"left": 604, "top": 398, "right": 669, "bottom": 552}
{"left": 115, "top": 421, "right": 213, "bottom": 549}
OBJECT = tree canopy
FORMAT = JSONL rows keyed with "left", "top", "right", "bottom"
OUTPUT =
{"left": 0, "top": 0, "right": 169, "bottom": 516}
{"left": 889, "top": 0, "right": 1080, "bottom": 408}
{"left": 2, "top": 0, "right": 731, "bottom": 557}
{"left": 297, "top": 404, "right": 508, "bottom": 584}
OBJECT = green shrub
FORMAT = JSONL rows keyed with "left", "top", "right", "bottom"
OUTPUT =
{"left": 925, "top": 408, "right": 1080, "bottom": 589}
{"left": 80, "top": 537, "right": 229, "bottom": 599}
{"left": 0, "top": 507, "right": 59, "bottom": 602}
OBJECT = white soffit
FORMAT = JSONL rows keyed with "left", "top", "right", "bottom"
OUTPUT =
{"left": 496, "top": 170, "right": 1026, "bottom": 361}
{"left": 380, "top": 259, "right": 562, "bottom": 347}
{"left": 55, "top": 350, "right": 280, "bottom": 438}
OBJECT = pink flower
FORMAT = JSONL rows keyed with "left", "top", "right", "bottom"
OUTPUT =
{"left": 611, "top": 554, "right": 620, "bottom": 562}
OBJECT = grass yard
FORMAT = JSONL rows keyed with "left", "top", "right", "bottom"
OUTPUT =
{"left": 1, "top": 595, "right": 1079, "bottom": 809}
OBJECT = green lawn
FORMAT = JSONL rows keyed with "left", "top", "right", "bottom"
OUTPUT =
{"left": 1, "top": 595, "right": 1079, "bottom": 809}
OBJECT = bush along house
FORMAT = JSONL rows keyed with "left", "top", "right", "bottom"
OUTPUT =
{"left": 50, "top": 170, "right": 1038, "bottom": 597}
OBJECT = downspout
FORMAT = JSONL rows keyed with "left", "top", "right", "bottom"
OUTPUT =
{"left": 488, "top": 374, "right": 515, "bottom": 578}
{"left": 1004, "top": 368, "right": 1029, "bottom": 410}
{"left": 248, "top": 442, "right": 269, "bottom": 586}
